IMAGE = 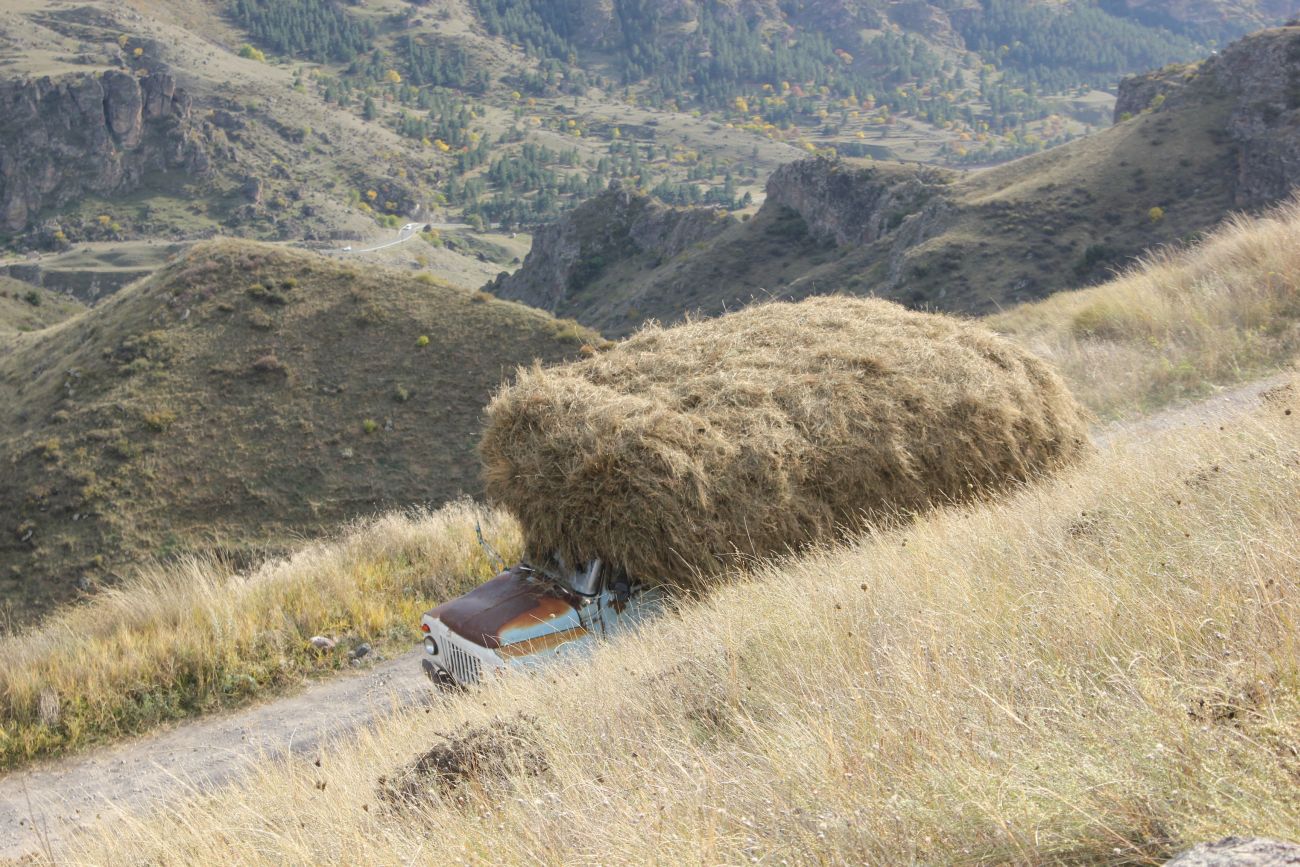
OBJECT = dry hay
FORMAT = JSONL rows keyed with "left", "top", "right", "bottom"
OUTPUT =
{"left": 481, "top": 296, "right": 1091, "bottom": 591}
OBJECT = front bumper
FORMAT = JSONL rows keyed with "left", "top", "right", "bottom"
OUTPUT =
{"left": 422, "top": 657, "right": 455, "bottom": 687}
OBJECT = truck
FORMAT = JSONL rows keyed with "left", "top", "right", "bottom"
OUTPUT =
{"left": 419, "top": 555, "right": 662, "bottom": 686}
{"left": 420, "top": 296, "right": 1090, "bottom": 685}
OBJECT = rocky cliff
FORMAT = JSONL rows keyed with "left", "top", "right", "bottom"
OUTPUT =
{"left": 1115, "top": 24, "right": 1300, "bottom": 208}
{"left": 485, "top": 183, "right": 735, "bottom": 314}
{"left": 1211, "top": 25, "right": 1300, "bottom": 208}
{"left": 762, "top": 158, "right": 954, "bottom": 247}
{"left": 0, "top": 67, "right": 210, "bottom": 234}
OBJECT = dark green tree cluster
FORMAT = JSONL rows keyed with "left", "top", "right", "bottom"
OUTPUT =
{"left": 957, "top": 0, "right": 1204, "bottom": 91}
{"left": 470, "top": 0, "right": 577, "bottom": 60}
{"left": 393, "top": 91, "right": 478, "bottom": 147}
{"left": 228, "top": 0, "right": 374, "bottom": 63}
{"left": 398, "top": 35, "right": 483, "bottom": 90}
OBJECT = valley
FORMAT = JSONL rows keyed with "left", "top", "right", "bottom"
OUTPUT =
{"left": 2, "top": 1, "right": 1300, "bottom": 862}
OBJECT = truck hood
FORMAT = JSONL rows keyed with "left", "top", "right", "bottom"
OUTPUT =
{"left": 431, "top": 567, "right": 585, "bottom": 651}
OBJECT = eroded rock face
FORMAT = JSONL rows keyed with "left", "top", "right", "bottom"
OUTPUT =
{"left": 1212, "top": 26, "right": 1300, "bottom": 208}
{"left": 1113, "top": 63, "right": 1195, "bottom": 120}
{"left": 1116, "top": 25, "right": 1300, "bottom": 209}
{"left": 486, "top": 183, "right": 735, "bottom": 314}
{"left": 1166, "top": 836, "right": 1300, "bottom": 866}
{"left": 763, "top": 157, "right": 953, "bottom": 247}
{"left": 0, "top": 67, "right": 208, "bottom": 233}
{"left": 888, "top": 0, "right": 963, "bottom": 50}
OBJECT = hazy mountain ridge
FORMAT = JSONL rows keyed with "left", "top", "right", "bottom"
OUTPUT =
{"left": 491, "top": 25, "right": 1300, "bottom": 335}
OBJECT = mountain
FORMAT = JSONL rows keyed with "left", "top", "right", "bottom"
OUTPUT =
{"left": 0, "top": 241, "right": 597, "bottom": 621}
{"left": 3, "top": 0, "right": 1295, "bottom": 260}
{"left": 489, "top": 25, "right": 1300, "bottom": 335}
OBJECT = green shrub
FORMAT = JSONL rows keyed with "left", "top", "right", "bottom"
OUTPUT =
{"left": 143, "top": 410, "right": 177, "bottom": 432}
{"left": 361, "top": 419, "right": 379, "bottom": 435}
{"left": 36, "top": 438, "right": 62, "bottom": 463}
{"left": 1069, "top": 299, "right": 1157, "bottom": 341}
{"left": 416, "top": 335, "right": 430, "bottom": 347}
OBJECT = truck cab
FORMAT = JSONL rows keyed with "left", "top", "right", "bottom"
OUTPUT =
{"left": 419, "top": 557, "right": 662, "bottom": 686}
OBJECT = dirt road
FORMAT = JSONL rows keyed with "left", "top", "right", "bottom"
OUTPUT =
{"left": 0, "top": 373, "right": 1291, "bottom": 862}
{"left": 0, "top": 651, "right": 430, "bottom": 861}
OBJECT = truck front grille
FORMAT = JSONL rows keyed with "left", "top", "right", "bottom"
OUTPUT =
{"left": 445, "top": 639, "right": 481, "bottom": 685}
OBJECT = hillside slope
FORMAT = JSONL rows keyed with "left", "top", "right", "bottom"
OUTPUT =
{"left": 4, "top": 193, "right": 1300, "bottom": 777}
{"left": 492, "top": 25, "right": 1300, "bottom": 335}
{"left": 0, "top": 279, "right": 84, "bottom": 334}
{"left": 47, "top": 367, "right": 1300, "bottom": 865}
{"left": 0, "top": 241, "right": 595, "bottom": 620}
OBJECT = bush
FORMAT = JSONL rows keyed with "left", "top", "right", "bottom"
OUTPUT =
{"left": 416, "top": 335, "right": 430, "bottom": 347}
{"left": 361, "top": 418, "right": 379, "bottom": 435}
{"left": 238, "top": 44, "right": 266, "bottom": 63}
{"left": 143, "top": 410, "right": 177, "bottom": 432}
{"left": 1069, "top": 298, "right": 1156, "bottom": 340}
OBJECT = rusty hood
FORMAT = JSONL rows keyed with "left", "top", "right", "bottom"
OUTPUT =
{"left": 430, "top": 566, "right": 584, "bottom": 650}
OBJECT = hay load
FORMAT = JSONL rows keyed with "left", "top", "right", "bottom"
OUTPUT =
{"left": 481, "top": 296, "right": 1091, "bottom": 591}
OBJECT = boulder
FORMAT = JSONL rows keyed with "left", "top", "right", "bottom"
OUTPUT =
{"left": 1167, "top": 837, "right": 1300, "bottom": 866}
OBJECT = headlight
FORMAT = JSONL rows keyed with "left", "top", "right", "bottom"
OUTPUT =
{"left": 423, "top": 636, "right": 438, "bottom": 656}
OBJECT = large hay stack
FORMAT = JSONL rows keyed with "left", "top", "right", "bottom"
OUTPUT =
{"left": 481, "top": 297, "right": 1091, "bottom": 591}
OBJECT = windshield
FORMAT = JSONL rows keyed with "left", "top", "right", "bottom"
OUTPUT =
{"left": 567, "top": 559, "right": 602, "bottom": 596}
{"left": 532, "top": 554, "right": 603, "bottom": 596}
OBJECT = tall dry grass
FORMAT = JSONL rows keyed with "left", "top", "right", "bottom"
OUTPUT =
{"left": 63, "top": 381, "right": 1299, "bottom": 865}
{"left": 4, "top": 195, "right": 1299, "bottom": 778}
{"left": 0, "top": 502, "right": 519, "bottom": 768}
{"left": 992, "top": 197, "right": 1300, "bottom": 417}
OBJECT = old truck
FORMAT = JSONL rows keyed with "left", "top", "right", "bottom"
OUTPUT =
{"left": 419, "top": 556, "right": 663, "bottom": 686}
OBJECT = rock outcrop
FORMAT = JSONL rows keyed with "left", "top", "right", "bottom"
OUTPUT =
{"left": 1116, "top": 25, "right": 1300, "bottom": 208}
{"left": 486, "top": 183, "right": 735, "bottom": 314}
{"left": 0, "top": 67, "right": 207, "bottom": 233}
{"left": 1165, "top": 836, "right": 1300, "bottom": 866}
{"left": 762, "top": 157, "right": 953, "bottom": 247}
{"left": 1113, "top": 62, "right": 1196, "bottom": 120}
{"left": 1212, "top": 25, "right": 1300, "bottom": 208}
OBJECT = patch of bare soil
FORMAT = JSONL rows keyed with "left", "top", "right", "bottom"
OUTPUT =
{"left": 376, "top": 715, "right": 546, "bottom": 807}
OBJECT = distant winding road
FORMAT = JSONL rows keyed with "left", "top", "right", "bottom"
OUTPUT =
{"left": 340, "top": 222, "right": 473, "bottom": 255}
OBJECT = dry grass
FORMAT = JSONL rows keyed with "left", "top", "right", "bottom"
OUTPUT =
{"left": 992, "top": 197, "right": 1300, "bottom": 418}
{"left": 61, "top": 379, "right": 1300, "bottom": 865}
{"left": 483, "top": 296, "right": 1091, "bottom": 591}
{"left": 0, "top": 502, "right": 520, "bottom": 769}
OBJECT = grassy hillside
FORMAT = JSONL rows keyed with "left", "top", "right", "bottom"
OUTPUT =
{"left": 3, "top": 198, "right": 1298, "bottom": 771}
{"left": 56, "top": 372, "right": 1300, "bottom": 864}
{"left": 991, "top": 197, "right": 1300, "bottom": 417}
{"left": 514, "top": 62, "right": 1244, "bottom": 335}
{"left": 0, "top": 279, "right": 84, "bottom": 334}
{"left": 0, "top": 240, "right": 597, "bottom": 622}
{"left": 0, "top": 502, "right": 519, "bottom": 768}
